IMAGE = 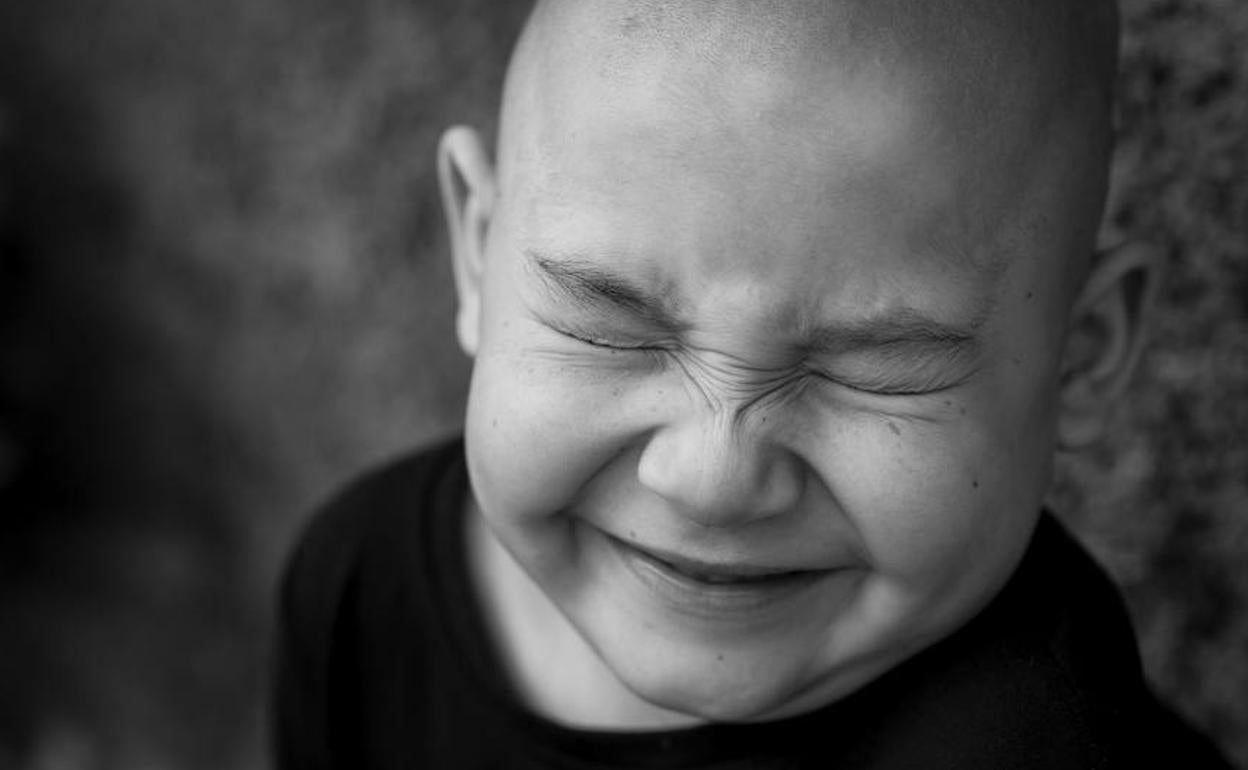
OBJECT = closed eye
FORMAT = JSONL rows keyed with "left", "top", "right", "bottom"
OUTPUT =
{"left": 807, "top": 366, "right": 971, "bottom": 397}
{"left": 549, "top": 322, "right": 664, "bottom": 353}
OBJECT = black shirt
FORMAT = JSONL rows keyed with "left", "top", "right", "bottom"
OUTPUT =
{"left": 272, "top": 437, "right": 1230, "bottom": 769}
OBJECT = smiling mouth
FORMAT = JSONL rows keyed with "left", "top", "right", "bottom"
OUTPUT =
{"left": 624, "top": 541, "right": 809, "bottom": 584}
{"left": 605, "top": 533, "right": 831, "bottom": 603}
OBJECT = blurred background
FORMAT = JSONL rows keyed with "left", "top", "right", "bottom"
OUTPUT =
{"left": 0, "top": 0, "right": 1243, "bottom": 768}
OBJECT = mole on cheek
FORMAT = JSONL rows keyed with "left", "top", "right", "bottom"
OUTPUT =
{"left": 971, "top": 478, "right": 980, "bottom": 490}
{"left": 887, "top": 421, "right": 901, "bottom": 437}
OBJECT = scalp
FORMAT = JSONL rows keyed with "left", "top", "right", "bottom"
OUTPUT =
{"left": 508, "top": 0, "right": 1119, "bottom": 115}
{"left": 499, "top": 0, "right": 1120, "bottom": 183}
{"left": 495, "top": 0, "right": 1121, "bottom": 294}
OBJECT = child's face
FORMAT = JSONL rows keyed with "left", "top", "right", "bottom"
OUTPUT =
{"left": 447, "top": 3, "right": 1120, "bottom": 723}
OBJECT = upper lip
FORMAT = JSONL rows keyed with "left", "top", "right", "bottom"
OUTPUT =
{"left": 608, "top": 534, "right": 825, "bottom": 579}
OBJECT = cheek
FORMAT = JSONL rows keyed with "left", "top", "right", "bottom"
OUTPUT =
{"left": 463, "top": 331, "right": 643, "bottom": 531}
{"left": 828, "top": 420, "right": 989, "bottom": 575}
{"left": 820, "top": 398, "right": 1051, "bottom": 594}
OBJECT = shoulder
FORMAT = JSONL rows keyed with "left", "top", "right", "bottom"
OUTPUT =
{"left": 955, "top": 515, "right": 1232, "bottom": 769}
{"left": 279, "top": 436, "right": 462, "bottom": 607}
{"left": 271, "top": 435, "right": 467, "bottom": 768}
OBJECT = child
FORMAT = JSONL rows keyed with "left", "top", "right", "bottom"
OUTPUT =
{"left": 273, "top": 1, "right": 1232, "bottom": 767}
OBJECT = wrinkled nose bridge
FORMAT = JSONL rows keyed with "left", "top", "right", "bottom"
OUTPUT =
{"left": 637, "top": 401, "right": 803, "bottom": 527}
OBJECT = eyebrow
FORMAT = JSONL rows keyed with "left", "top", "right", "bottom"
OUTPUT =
{"left": 525, "top": 249, "right": 985, "bottom": 359}
{"left": 525, "top": 250, "right": 686, "bottom": 331}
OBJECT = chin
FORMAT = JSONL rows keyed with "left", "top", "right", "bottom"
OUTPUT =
{"left": 605, "top": 645, "right": 821, "bottom": 724}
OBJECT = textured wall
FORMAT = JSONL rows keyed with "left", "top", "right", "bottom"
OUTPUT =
{"left": 1051, "top": 0, "right": 1248, "bottom": 759}
{"left": 0, "top": 1, "right": 1243, "bottom": 768}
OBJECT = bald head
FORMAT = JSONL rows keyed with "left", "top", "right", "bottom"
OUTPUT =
{"left": 517, "top": 0, "right": 1118, "bottom": 91}
{"left": 491, "top": 0, "right": 1120, "bottom": 297}
{"left": 479, "top": 0, "right": 1123, "bottom": 318}
{"left": 500, "top": 0, "right": 1119, "bottom": 147}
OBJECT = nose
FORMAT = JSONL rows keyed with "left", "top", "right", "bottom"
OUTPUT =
{"left": 636, "top": 411, "right": 805, "bottom": 528}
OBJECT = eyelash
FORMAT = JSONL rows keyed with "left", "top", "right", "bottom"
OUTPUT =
{"left": 845, "top": 381, "right": 951, "bottom": 397}
{"left": 806, "top": 367, "right": 959, "bottom": 398}
{"left": 555, "top": 325, "right": 662, "bottom": 353}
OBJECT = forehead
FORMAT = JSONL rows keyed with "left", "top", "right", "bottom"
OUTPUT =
{"left": 504, "top": 68, "right": 1030, "bottom": 326}
{"left": 493, "top": 1, "right": 1105, "bottom": 334}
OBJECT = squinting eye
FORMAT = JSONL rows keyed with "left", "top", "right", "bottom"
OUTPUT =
{"left": 554, "top": 324, "right": 657, "bottom": 352}
{"left": 808, "top": 368, "right": 960, "bottom": 398}
{"left": 839, "top": 380, "right": 955, "bottom": 397}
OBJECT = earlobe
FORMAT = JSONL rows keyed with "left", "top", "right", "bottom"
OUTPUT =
{"left": 437, "top": 125, "right": 496, "bottom": 357}
{"left": 1057, "top": 240, "right": 1163, "bottom": 450}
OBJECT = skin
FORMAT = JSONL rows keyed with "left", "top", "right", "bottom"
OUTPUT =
{"left": 441, "top": 0, "right": 1155, "bottom": 730}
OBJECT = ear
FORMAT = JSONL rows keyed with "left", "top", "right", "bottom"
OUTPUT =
{"left": 438, "top": 125, "right": 496, "bottom": 357}
{"left": 1057, "top": 241, "right": 1163, "bottom": 450}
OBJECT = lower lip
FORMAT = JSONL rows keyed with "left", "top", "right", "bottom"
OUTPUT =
{"left": 604, "top": 534, "right": 833, "bottom": 620}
